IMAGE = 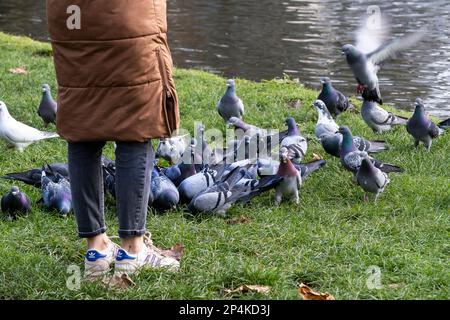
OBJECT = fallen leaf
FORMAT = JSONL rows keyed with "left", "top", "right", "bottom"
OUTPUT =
{"left": 298, "top": 283, "right": 334, "bottom": 300}
{"left": 225, "top": 284, "right": 270, "bottom": 295}
{"left": 161, "top": 243, "right": 184, "bottom": 261}
{"left": 388, "top": 283, "right": 402, "bottom": 289}
{"left": 226, "top": 216, "right": 252, "bottom": 225}
{"left": 9, "top": 66, "right": 28, "bottom": 75}
{"left": 106, "top": 273, "right": 136, "bottom": 290}
{"left": 287, "top": 99, "right": 302, "bottom": 109}
{"left": 311, "top": 153, "right": 323, "bottom": 161}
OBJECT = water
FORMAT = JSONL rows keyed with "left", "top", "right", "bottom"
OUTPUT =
{"left": 0, "top": 0, "right": 449, "bottom": 119}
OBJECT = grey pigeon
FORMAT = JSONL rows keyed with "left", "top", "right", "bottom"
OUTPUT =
{"left": 227, "top": 117, "right": 267, "bottom": 138}
{"left": 41, "top": 170, "right": 72, "bottom": 216}
{"left": 280, "top": 117, "right": 308, "bottom": 164}
{"left": 156, "top": 134, "right": 189, "bottom": 164}
{"left": 313, "top": 100, "right": 388, "bottom": 157}
{"left": 317, "top": 77, "right": 354, "bottom": 118}
{"left": 406, "top": 98, "right": 443, "bottom": 151}
{"left": 361, "top": 99, "right": 407, "bottom": 133}
{"left": 438, "top": 118, "right": 450, "bottom": 130}
{"left": 178, "top": 167, "right": 219, "bottom": 204}
{"left": 339, "top": 126, "right": 402, "bottom": 175}
{"left": 0, "top": 101, "right": 59, "bottom": 152}
{"left": 37, "top": 84, "right": 57, "bottom": 127}
{"left": 275, "top": 147, "right": 302, "bottom": 205}
{"left": 151, "top": 168, "right": 179, "bottom": 211}
{"left": 356, "top": 157, "right": 390, "bottom": 202}
{"left": 3, "top": 163, "right": 69, "bottom": 188}
{"left": 163, "top": 144, "right": 198, "bottom": 187}
{"left": 217, "top": 79, "right": 244, "bottom": 122}
{"left": 194, "top": 123, "right": 212, "bottom": 166}
{"left": 342, "top": 30, "right": 425, "bottom": 104}
{"left": 1, "top": 186, "right": 31, "bottom": 219}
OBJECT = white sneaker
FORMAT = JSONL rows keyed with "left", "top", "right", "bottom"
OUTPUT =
{"left": 115, "top": 235, "right": 180, "bottom": 275}
{"left": 84, "top": 240, "right": 120, "bottom": 279}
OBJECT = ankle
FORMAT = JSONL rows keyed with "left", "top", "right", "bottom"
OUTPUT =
{"left": 87, "top": 233, "right": 110, "bottom": 251}
{"left": 121, "top": 236, "right": 144, "bottom": 254}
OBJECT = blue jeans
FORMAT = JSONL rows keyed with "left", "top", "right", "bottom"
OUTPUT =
{"left": 68, "top": 141, "right": 154, "bottom": 238}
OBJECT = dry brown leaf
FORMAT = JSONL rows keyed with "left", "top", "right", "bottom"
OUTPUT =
{"left": 225, "top": 284, "right": 270, "bottom": 295}
{"left": 9, "top": 66, "right": 28, "bottom": 75}
{"left": 287, "top": 99, "right": 302, "bottom": 109}
{"left": 161, "top": 243, "right": 184, "bottom": 262}
{"left": 298, "top": 283, "right": 335, "bottom": 300}
{"left": 311, "top": 153, "right": 323, "bottom": 161}
{"left": 388, "top": 283, "right": 402, "bottom": 289}
{"left": 226, "top": 216, "right": 252, "bottom": 225}
{"left": 106, "top": 273, "right": 136, "bottom": 290}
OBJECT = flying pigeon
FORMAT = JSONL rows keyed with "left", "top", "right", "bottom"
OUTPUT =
{"left": 356, "top": 157, "right": 390, "bottom": 202}
{"left": 37, "top": 84, "right": 57, "bottom": 127}
{"left": 41, "top": 170, "right": 72, "bottom": 216}
{"left": 156, "top": 134, "right": 189, "bottom": 164}
{"left": 342, "top": 18, "right": 425, "bottom": 104}
{"left": 280, "top": 117, "right": 308, "bottom": 164}
{"left": 3, "top": 163, "right": 69, "bottom": 188}
{"left": 217, "top": 79, "right": 244, "bottom": 122}
{"left": 317, "top": 77, "right": 354, "bottom": 118}
{"left": 1, "top": 186, "right": 31, "bottom": 219}
{"left": 339, "top": 126, "right": 402, "bottom": 175}
{"left": 313, "top": 100, "right": 388, "bottom": 157}
{"left": 151, "top": 168, "right": 179, "bottom": 211}
{"left": 0, "top": 101, "right": 59, "bottom": 152}
{"left": 361, "top": 99, "right": 407, "bottom": 133}
{"left": 274, "top": 147, "right": 302, "bottom": 205}
{"left": 406, "top": 98, "right": 443, "bottom": 151}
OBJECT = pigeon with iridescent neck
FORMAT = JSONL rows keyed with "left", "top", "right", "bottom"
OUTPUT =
{"left": 1, "top": 186, "right": 31, "bottom": 219}
{"left": 356, "top": 157, "right": 390, "bottom": 202}
{"left": 151, "top": 168, "right": 179, "bottom": 211}
{"left": 41, "top": 170, "right": 72, "bottom": 216}
{"left": 317, "top": 77, "right": 354, "bottom": 118}
{"left": 406, "top": 98, "right": 443, "bottom": 151}
{"left": 275, "top": 147, "right": 302, "bottom": 205}
{"left": 217, "top": 79, "right": 244, "bottom": 122}
{"left": 37, "top": 84, "right": 57, "bottom": 127}
{"left": 313, "top": 100, "right": 388, "bottom": 157}
{"left": 339, "top": 126, "right": 402, "bottom": 175}
{"left": 280, "top": 117, "right": 307, "bottom": 164}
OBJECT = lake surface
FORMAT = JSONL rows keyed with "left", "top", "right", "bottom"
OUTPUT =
{"left": 0, "top": 0, "right": 449, "bottom": 118}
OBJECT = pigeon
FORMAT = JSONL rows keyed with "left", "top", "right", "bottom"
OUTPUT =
{"left": 3, "top": 163, "right": 69, "bottom": 188}
{"left": 0, "top": 101, "right": 59, "bottom": 152}
{"left": 438, "top": 118, "right": 450, "bottom": 130}
{"left": 156, "top": 134, "right": 189, "bottom": 164}
{"left": 163, "top": 145, "right": 197, "bottom": 187}
{"left": 37, "top": 84, "right": 57, "bottom": 127}
{"left": 217, "top": 79, "right": 244, "bottom": 122}
{"left": 102, "top": 162, "right": 116, "bottom": 199}
{"left": 317, "top": 77, "right": 354, "bottom": 118}
{"left": 356, "top": 157, "right": 390, "bottom": 202}
{"left": 227, "top": 117, "right": 269, "bottom": 138}
{"left": 361, "top": 99, "right": 407, "bottom": 133}
{"left": 280, "top": 117, "right": 308, "bottom": 164}
{"left": 342, "top": 20, "right": 425, "bottom": 104}
{"left": 274, "top": 147, "right": 302, "bottom": 205}
{"left": 339, "top": 126, "right": 402, "bottom": 175}
{"left": 151, "top": 168, "right": 179, "bottom": 211}
{"left": 313, "top": 100, "right": 388, "bottom": 157}
{"left": 406, "top": 98, "right": 443, "bottom": 151}
{"left": 178, "top": 167, "right": 219, "bottom": 204}
{"left": 1, "top": 186, "right": 31, "bottom": 219}
{"left": 41, "top": 170, "right": 72, "bottom": 216}
{"left": 194, "top": 123, "right": 212, "bottom": 166}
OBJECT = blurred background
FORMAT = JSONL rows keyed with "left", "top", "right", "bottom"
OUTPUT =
{"left": 0, "top": 0, "right": 448, "bottom": 118}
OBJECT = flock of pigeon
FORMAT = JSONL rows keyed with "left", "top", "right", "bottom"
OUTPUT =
{"left": 1, "top": 28, "right": 449, "bottom": 220}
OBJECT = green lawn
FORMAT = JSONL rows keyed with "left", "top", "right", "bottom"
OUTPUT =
{"left": 0, "top": 32, "right": 448, "bottom": 300}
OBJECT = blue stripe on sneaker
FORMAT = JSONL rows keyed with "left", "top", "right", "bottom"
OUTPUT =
{"left": 86, "top": 250, "right": 107, "bottom": 262}
{"left": 116, "top": 249, "right": 136, "bottom": 261}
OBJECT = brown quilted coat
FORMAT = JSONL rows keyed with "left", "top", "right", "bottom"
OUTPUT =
{"left": 46, "top": 0, "right": 180, "bottom": 142}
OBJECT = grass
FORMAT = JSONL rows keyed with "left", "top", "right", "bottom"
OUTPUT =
{"left": 0, "top": 32, "right": 448, "bottom": 300}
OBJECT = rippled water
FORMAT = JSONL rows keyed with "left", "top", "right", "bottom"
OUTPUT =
{"left": 0, "top": 0, "right": 449, "bottom": 118}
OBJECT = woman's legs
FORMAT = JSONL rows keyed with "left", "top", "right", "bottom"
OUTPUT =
{"left": 68, "top": 141, "right": 108, "bottom": 250}
{"left": 115, "top": 141, "right": 154, "bottom": 253}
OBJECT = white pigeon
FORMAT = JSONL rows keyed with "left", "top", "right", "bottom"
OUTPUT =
{"left": 0, "top": 101, "right": 59, "bottom": 152}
